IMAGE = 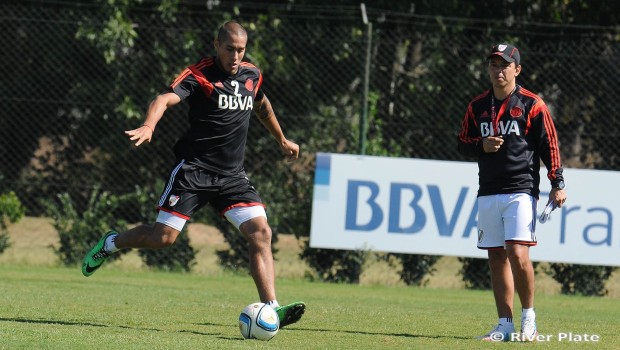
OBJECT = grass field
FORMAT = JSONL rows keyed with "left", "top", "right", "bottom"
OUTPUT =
{"left": 1, "top": 218, "right": 619, "bottom": 349}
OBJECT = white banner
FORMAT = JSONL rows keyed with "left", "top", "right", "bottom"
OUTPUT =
{"left": 310, "top": 152, "right": 620, "bottom": 266}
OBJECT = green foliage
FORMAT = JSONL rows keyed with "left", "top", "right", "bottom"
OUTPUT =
{"left": 546, "top": 263, "right": 618, "bottom": 296}
{"left": 385, "top": 253, "right": 441, "bottom": 286}
{"left": 0, "top": 191, "right": 25, "bottom": 254}
{"left": 43, "top": 187, "right": 128, "bottom": 266}
{"left": 0, "top": 191, "right": 25, "bottom": 228}
{"left": 300, "top": 242, "right": 367, "bottom": 283}
{"left": 76, "top": 0, "right": 138, "bottom": 64}
{"left": 459, "top": 257, "right": 492, "bottom": 290}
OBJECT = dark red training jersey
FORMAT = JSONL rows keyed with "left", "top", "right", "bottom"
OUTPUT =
{"left": 165, "top": 56, "right": 264, "bottom": 175}
{"left": 457, "top": 85, "right": 564, "bottom": 198}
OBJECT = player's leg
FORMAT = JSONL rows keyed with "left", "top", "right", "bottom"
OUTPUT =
{"left": 82, "top": 160, "right": 195, "bottom": 277}
{"left": 82, "top": 216, "right": 184, "bottom": 277}
{"left": 238, "top": 215, "right": 276, "bottom": 302}
{"left": 225, "top": 205, "right": 305, "bottom": 328}
{"left": 503, "top": 193, "right": 538, "bottom": 340}
{"left": 115, "top": 221, "right": 182, "bottom": 249}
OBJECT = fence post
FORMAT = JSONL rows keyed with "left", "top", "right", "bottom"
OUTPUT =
{"left": 359, "top": 3, "right": 371, "bottom": 155}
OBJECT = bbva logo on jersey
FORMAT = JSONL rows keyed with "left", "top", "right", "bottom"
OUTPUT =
{"left": 480, "top": 120, "right": 521, "bottom": 137}
{"left": 218, "top": 94, "right": 254, "bottom": 110}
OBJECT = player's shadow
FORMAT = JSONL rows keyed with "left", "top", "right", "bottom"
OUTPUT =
{"left": 1, "top": 318, "right": 470, "bottom": 341}
{"left": 0, "top": 317, "right": 221, "bottom": 337}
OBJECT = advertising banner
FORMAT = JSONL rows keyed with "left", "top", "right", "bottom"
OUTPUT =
{"left": 310, "top": 153, "right": 619, "bottom": 266}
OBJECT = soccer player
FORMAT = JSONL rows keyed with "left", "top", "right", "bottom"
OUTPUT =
{"left": 81, "top": 21, "right": 305, "bottom": 328}
{"left": 457, "top": 43, "right": 567, "bottom": 341}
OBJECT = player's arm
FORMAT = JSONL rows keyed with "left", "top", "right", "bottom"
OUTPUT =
{"left": 125, "top": 68, "right": 197, "bottom": 147}
{"left": 254, "top": 93, "right": 299, "bottom": 161}
{"left": 125, "top": 92, "right": 181, "bottom": 146}
{"left": 457, "top": 104, "right": 484, "bottom": 157}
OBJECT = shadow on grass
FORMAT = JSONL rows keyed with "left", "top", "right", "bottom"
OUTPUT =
{"left": 0, "top": 317, "right": 220, "bottom": 336}
{"left": 197, "top": 322, "right": 472, "bottom": 341}
{"left": 1, "top": 317, "right": 472, "bottom": 341}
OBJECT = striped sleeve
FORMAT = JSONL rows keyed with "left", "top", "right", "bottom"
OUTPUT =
{"left": 457, "top": 103, "right": 483, "bottom": 157}
{"left": 167, "top": 58, "right": 215, "bottom": 100}
{"left": 530, "top": 99, "right": 563, "bottom": 183}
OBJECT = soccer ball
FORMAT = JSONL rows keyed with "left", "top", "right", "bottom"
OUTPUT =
{"left": 238, "top": 302, "right": 280, "bottom": 340}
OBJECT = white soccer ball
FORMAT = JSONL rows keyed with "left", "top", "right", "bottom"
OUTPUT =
{"left": 238, "top": 302, "right": 280, "bottom": 340}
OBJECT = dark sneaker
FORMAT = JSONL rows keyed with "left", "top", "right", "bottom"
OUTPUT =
{"left": 81, "top": 231, "right": 117, "bottom": 277}
{"left": 275, "top": 301, "right": 306, "bottom": 328}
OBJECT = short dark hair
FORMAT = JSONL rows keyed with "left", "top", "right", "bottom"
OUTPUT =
{"left": 217, "top": 21, "right": 247, "bottom": 43}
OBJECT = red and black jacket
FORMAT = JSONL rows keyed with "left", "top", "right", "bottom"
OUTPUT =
{"left": 457, "top": 85, "right": 564, "bottom": 199}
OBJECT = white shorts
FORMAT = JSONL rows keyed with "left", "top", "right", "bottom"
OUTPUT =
{"left": 477, "top": 193, "right": 537, "bottom": 249}
{"left": 156, "top": 205, "right": 267, "bottom": 231}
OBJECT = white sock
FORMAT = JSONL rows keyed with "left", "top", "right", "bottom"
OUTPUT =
{"left": 522, "top": 308, "right": 535, "bottom": 319}
{"left": 104, "top": 234, "right": 119, "bottom": 253}
{"left": 499, "top": 317, "right": 513, "bottom": 326}
{"left": 266, "top": 300, "right": 280, "bottom": 309}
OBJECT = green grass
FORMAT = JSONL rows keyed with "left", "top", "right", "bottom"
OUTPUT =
{"left": 0, "top": 264, "right": 619, "bottom": 350}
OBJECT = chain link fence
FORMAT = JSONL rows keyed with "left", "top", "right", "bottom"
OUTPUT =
{"left": 1, "top": 1, "right": 619, "bottom": 293}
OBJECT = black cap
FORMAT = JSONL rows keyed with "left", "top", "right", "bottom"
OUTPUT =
{"left": 487, "top": 44, "right": 520, "bottom": 65}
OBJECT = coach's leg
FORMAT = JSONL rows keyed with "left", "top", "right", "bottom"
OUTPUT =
{"left": 239, "top": 216, "right": 276, "bottom": 302}
{"left": 488, "top": 249, "right": 514, "bottom": 318}
{"left": 115, "top": 222, "right": 181, "bottom": 249}
{"left": 506, "top": 244, "right": 534, "bottom": 309}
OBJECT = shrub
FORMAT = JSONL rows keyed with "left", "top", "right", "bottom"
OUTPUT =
{"left": 459, "top": 257, "right": 492, "bottom": 290}
{"left": 43, "top": 187, "right": 128, "bottom": 265}
{"left": 385, "top": 253, "right": 441, "bottom": 286}
{"left": 300, "top": 242, "right": 367, "bottom": 283}
{"left": 0, "top": 191, "right": 25, "bottom": 254}
{"left": 546, "top": 263, "right": 618, "bottom": 296}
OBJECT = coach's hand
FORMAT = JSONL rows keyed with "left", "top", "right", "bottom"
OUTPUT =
{"left": 549, "top": 188, "right": 567, "bottom": 208}
{"left": 483, "top": 136, "right": 504, "bottom": 153}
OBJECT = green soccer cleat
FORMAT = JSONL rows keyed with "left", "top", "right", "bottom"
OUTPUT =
{"left": 275, "top": 301, "right": 306, "bottom": 328}
{"left": 81, "top": 230, "right": 117, "bottom": 277}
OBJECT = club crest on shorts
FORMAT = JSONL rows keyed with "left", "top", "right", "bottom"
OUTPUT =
{"left": 168, "top": 195, "right": 180, "bottom": 207}
{"left": 478, "top": 229, "right": 484, "bottom": 243}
